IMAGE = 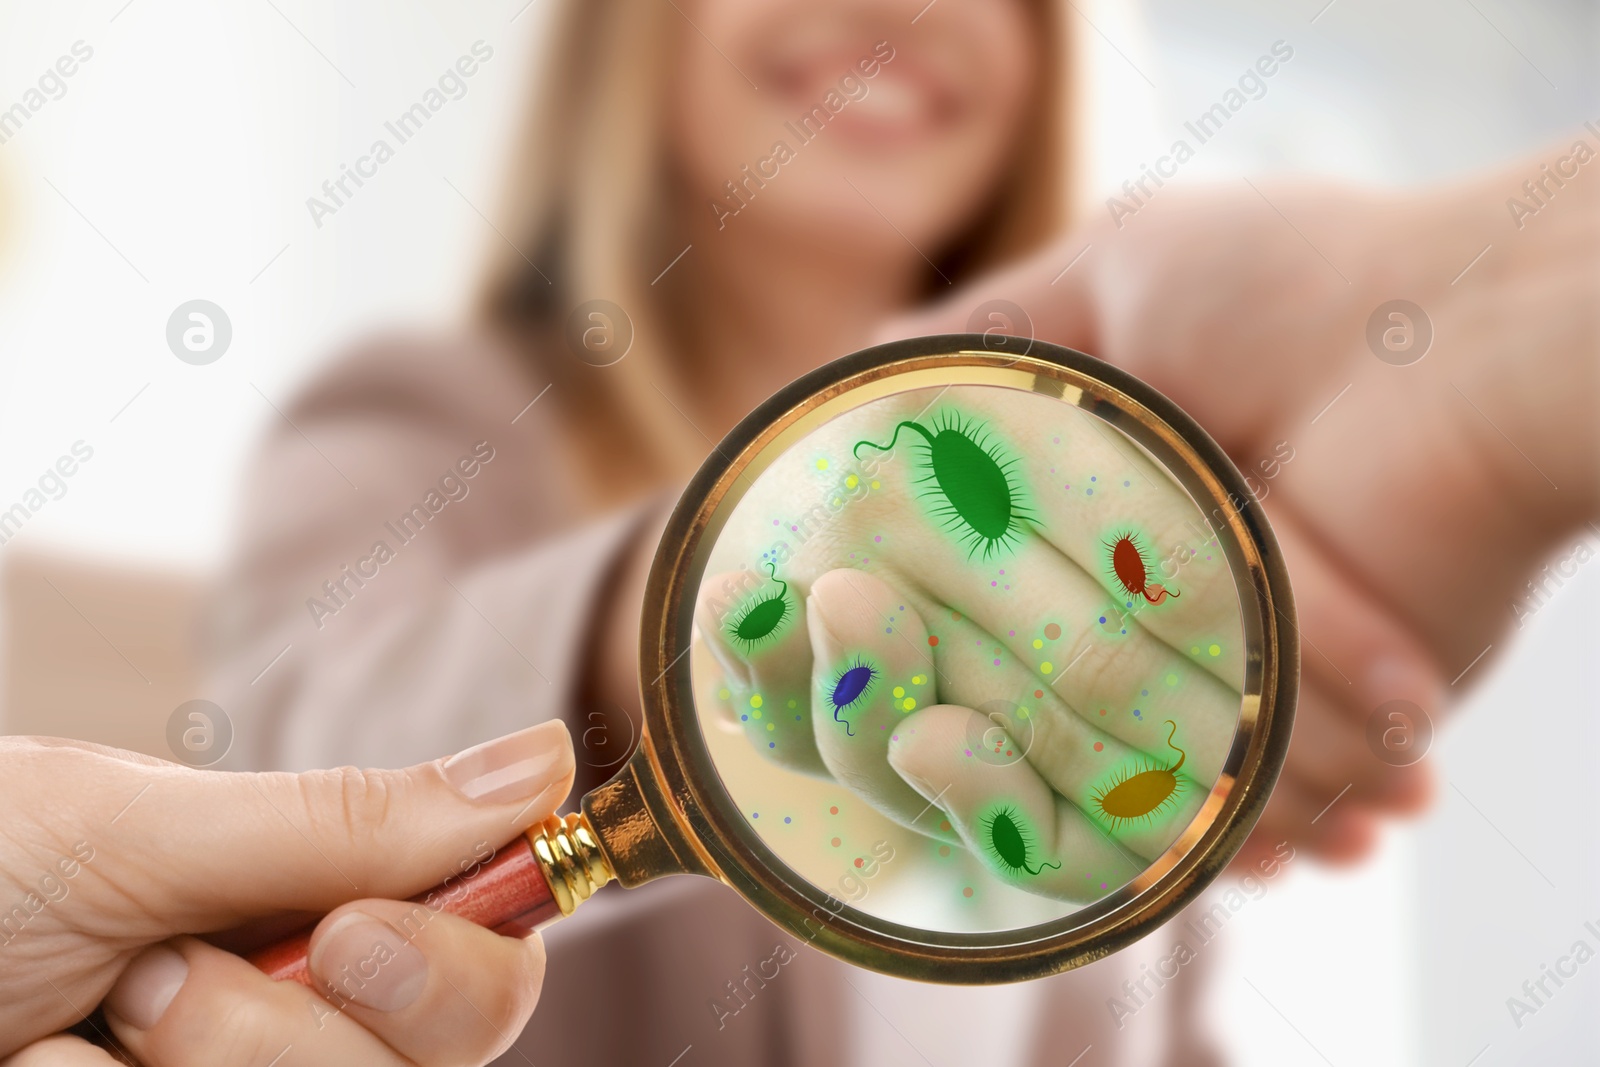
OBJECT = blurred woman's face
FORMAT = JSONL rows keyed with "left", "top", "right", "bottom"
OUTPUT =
{"left": 670, "top": 0, "right": 1039, "bottom": 263}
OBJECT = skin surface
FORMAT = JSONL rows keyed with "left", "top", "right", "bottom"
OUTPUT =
{"left": 694, "top": 386, "right": 1245, "bottom": 901}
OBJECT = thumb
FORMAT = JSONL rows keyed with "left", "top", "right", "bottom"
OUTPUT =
{"left": 871, "top": 234, "right": 1100, "bottom": 354}
{"left": 35, "top": 720, "right": 575, "bottom": 931}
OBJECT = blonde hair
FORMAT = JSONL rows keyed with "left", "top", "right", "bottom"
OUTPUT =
{"left": 479, "top": 0, "right": 1075, "bottom": 510}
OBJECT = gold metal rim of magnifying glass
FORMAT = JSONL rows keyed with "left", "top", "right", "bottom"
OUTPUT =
{"left": 579, "top": 334, "right": 1297, "bottom": 985}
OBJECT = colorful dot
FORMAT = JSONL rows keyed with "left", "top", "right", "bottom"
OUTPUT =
{"left": 928, "top": 635, "right": 940, "bottom": 646}
{"left": 1040, "top": 661, "right": 1054, "bottom": 674}
{"left": 901, "top": 698, "right": 915, "bottom": 711}
{"left": 753, "top": 812, "right": 760, "bottom": 818}
{"left": 845, "top": 474, "right": 859, "bottom": 488}
{"left": 1099, "top": 708, "right": 1106, "bottom": 715}
{"left": 768, "top": 742, "right": 775, "bottom": 748}
{"left": 912, "top": 674, "right": 925, "bottom": 685}
{"left": 854, "top": 857, "right": 864, "bottom": 868}
{"left": 788, "top": 699, "right": 798, "bottom": 708}
{"left": 750, "top": 694, "right": 763, "bottom": 708}
{"left": 962, "top": 887, "right": 974, "bottom": 898}
{"left": 816, "top": 458, "right": 829, "bottom": 470}
{"left": 829, "top": 806, "right": 839, "bottom": 814}
{"left": 751, "top": 709, "right": 762, "bottom": 719}
{"left": 874, "top": 535, "right": 882, "bottom": 542}
{"left": 766, "top": 722, "right": 775, "bottom": 731}
{"left": 938, "top": 845, "right": 951, "bottom": 857}
{"left": 940, "top": 819, "right": 951, "bottom": 832}
{"left": 1093, "top": 741, "right": 1104, "bottom": 752}
{"left": 893, "top": 686, "right": 905, "bottom": 698}
{"left": 951, "top": 611, "right": 962, "bottom": 621}
{"left": 718, "top": 687, "right": 731, "bottom": 700}
{"left": 784, "top": 816, "right": 792, "bottom": 823}
{"left": 1034, "top": 689, "right": 1043, "bottom": 698}
{"left": 1166, "top": 673, "right": 1179, "bottom": 686}
{"left": 1208, "top": 644, "right": 1222, "bottom": 657}
{"left": 1033, "top": 639, "right": 1043, "bottom": 649}
{"left": 870, "top": 480, "right": 880, "bottom": 490}
{"left": 1190, "top": 646, "right": 1200, "bottom": 655}
{"left": 831, "top": 837, "right": 842, "bottom": 847}
{"left": 741, "top": 714, "right": 748, "bottom": 721}
{"left": 1044, "top": 623, "right": 1061, "bottom": 640}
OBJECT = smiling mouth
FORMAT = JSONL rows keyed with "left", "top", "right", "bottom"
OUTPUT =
{"left": 760, "top": 47, "right": 964, "bottom": 145}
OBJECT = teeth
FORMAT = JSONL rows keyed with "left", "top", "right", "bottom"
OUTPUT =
{"left": 847, "top": 76, "right": 926, "bottom": 124}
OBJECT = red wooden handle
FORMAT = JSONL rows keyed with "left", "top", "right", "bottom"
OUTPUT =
{"left": 246, "top": 834, "right": 560, "bottom": 987}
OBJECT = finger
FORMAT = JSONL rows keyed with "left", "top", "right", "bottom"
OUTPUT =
{"left": 306, "top": 899, "right": 543, "bottom": 1066}
{"left": 18, "top": 720, "right": 577, "bottom": 935}
{"left": 1268, "top": 502, "right": 1446, "bottom": 730}
{"left": 696, "top": 569, "right": 826, "bottom": 775}
{"left": 104, "top": 938, "right": 398, "bottom": 1066}
{"left": 1243, "top": 769, "right": 1380, "bottom": 867}
{"left": 806, "top": 569, "right": 946, "bottom": 834}
{"left": 882, "top": 529, "right": 1238, "bottom": 793}
{"left": 846, "top": 401, "right": 1238, "bottom": 776}
{"left": 871, "top": 232, "right": 1099, "bottom": 351}
{"left": 0, "top": 1035, "right": 125, "bottom": 1066}
{"left": 976, "top": 387, "right": 1247, "bottom": 689}
{"left": 888, "top": 704, "right": 1142, "bottom": 903}
{"left": 1283, "top": 681, "right": 1434, "bottom": 813}
{"left": 912, "top": 605, "right": 1208, "bottom": 859}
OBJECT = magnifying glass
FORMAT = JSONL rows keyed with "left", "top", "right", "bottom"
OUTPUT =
{"left": 250, "top": 334, "right": 1295, "bottom": 986}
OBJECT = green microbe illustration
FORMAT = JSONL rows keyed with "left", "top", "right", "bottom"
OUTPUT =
{"left": 853, "top": 412, "right": 1035, "bottom": 560}
{"left": 727, "top": 561, "right": 790, "bottom": 652}
{"left": 981, "top": 804, "right": 1060, "bottom": 877}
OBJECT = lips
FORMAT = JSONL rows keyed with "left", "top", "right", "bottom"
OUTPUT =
{"left": 758, "top": 41, "right": 963, "bottom": 143}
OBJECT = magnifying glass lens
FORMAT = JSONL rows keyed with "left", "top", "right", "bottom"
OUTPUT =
{"left": 691, "top": 379, "right": 1246, "bottom": 935}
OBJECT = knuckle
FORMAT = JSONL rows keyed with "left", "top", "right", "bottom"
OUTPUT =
{"left": 296, "top": 765, "right": 401, "bottom": 847}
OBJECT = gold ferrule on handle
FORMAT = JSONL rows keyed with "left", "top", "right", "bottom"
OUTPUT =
{"left": 530, "top": 812, "right": 614, "bottom": 916}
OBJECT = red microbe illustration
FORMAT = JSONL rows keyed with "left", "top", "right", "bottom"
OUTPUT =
{"left": 1107, "top": 531, "right": 1180, "bottom": 605}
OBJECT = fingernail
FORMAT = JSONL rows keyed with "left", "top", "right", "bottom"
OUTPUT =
{"left": 106, "top": 944, "right": 188, "bottom": 1031}
{"left": 311, "top": 912, "right": 428, "bottom": 1012}
{"left": 441, "top": 720, "right": 573, "bottom": 804}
